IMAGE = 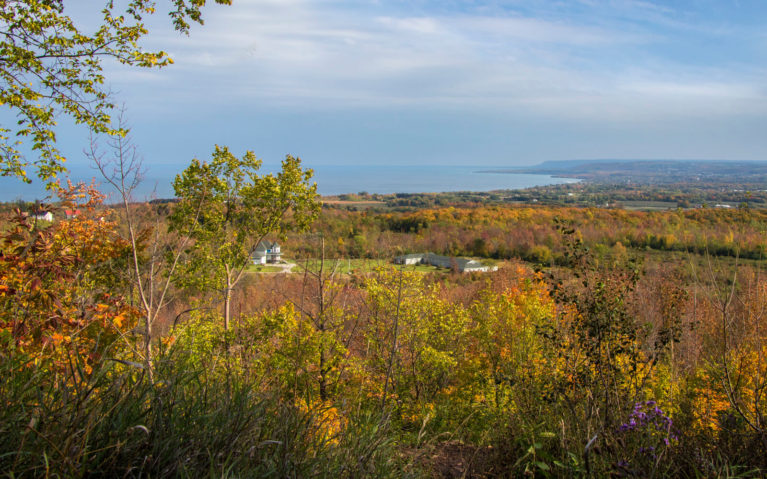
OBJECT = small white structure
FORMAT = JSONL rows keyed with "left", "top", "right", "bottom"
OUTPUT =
{"left": 393, "top": 252, "right": 497, "bottom": 273}
{"left": 393, "top": 253, "right": 424, "bottom": 265}
{"left": 32, "top": 211, "right": 54, "bottom": 222}
{"left": 252, "top": 241, "right": 281, "bottom": 264}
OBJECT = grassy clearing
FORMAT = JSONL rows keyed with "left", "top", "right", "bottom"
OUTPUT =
{"left": 621, "top": 200, "right": 679, "bottom": 211}
{"left": 245, "top": 263, "right": 284, "bottom": 273}
{"left": 321, "top": 200, "right": 387, "bottom": 211}
{"left": 395, "top": 262, "right": 447, "bottom": 273}
{"left": 293, "top": 257, "right": 501, "bottom": 274}
{"left": 294, "top": 258, "right": 390, "bottom": 274}
{"left": 293, "top": 258, "right": 449, "bottom": 274}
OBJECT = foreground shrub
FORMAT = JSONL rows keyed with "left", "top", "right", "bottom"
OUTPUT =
{"left": 0, "top": 343, "right": 402, "bottom": 478}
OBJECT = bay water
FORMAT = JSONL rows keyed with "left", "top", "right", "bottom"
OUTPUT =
{"left": 0, "top": 163, "right": 577, "bottom": 202}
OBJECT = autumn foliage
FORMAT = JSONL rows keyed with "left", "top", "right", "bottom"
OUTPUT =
{"left": 2, "top": 189, "right": 767, "bottom": 476}
{"left": 0, "top": 182, "right": 137, "bottom": 377}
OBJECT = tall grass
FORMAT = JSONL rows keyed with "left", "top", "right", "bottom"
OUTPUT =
{"left": 0, "top": 345, "right": 402, "bottom": 478}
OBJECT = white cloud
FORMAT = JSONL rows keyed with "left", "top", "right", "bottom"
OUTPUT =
{"left": 377, "top": 17, "right": 444, "bottom": 35}
{"left": 622, "top": 80, "right": 757, "bottom": 99}
{"left": 104, "top": 0, "right": 767, "bottom": 122}
{"left": 451, "top": 15, "right": 650, "bottom": 46}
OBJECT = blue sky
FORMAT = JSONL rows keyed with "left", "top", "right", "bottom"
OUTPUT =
{"left": 7, "top": 0, "right": 767, "bottom": 197}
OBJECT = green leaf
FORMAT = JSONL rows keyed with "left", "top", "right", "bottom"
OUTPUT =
{"left": 0, "top": 0, "right": 228, "bottom": 184}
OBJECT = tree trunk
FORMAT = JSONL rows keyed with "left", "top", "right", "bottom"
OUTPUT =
{"left": 224, "top": 278, "right": 232, "bottom": 331}
{"left": 318, "top": 238, "right": 327, "bottom": 400}
{"left": 144, "top": 312, "right": 154, "bottom": 383}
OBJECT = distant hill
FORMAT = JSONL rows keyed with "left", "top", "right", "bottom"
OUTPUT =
{"left": 481, "top": 160, "right": 767, "bottom": 184}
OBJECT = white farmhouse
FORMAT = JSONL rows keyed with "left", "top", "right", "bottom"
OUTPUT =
{"left": 252, "top": 241, "right": 281, "bottom": 264}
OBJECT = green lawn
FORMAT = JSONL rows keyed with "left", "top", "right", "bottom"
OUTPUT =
{"left": 294, "top": 258, "right": 387, "bottom": 274}
{"left": 621, "top": 200, "right": 679, "bottom": 211}
{"left": 293, "top": 257, "right": 506, "bottom": 274}
{"left": 293, "top": 258, "right": 449, "bottom": 275}
{"left": 245, "top": 264, "right": 284, "bottom": 273}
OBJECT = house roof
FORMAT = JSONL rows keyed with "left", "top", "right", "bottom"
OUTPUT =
{"left": 253, "top": 240, "right": 280, "bottom": 256}
{"left": 395, "top": 252, "right": 492, "bottom": 272}
{"left": 255, "top": 240, "right": 280, "bottom": 253}
{"left": 425, "top": 253, "right": 470, "bottom": 264}
{"left": 395, "top": 253, "right": 425, "bottom": 260}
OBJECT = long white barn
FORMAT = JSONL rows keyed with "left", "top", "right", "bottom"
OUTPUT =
{"left": 393, "top": 252, "right": 497, "bottom": 273}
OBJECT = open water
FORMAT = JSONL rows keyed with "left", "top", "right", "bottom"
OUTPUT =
{"left": 0, "top": 164, "right": 577, "bottom": 202}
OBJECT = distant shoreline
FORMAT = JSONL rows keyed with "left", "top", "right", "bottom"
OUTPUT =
{"left": 485, "top": 159, "right": 767, "bottom": 185}
{"left": 0, "top": 166, "right": 579, "bottom": 202}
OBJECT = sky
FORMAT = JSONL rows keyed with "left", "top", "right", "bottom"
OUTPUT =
{"left": 6, "top": 0, "right": 767, "bottom": 197}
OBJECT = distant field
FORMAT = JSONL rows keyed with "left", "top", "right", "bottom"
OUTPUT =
{"left": 293, "top": 258, "right": 439, "bottom": 274}
{"left": 291, "top": 258, "right": 378, "bottom": 274}
{"left": 293, "top": 257, "right": 499, "bottom": 274}
{"left": 322, "top": 200, "right": 385, "bottom": 205}
{"left": 621, "top": 200, "right": 678, "bottom": 211}
{"left": 321, "top": 200, "right": 386, "bottom": 210}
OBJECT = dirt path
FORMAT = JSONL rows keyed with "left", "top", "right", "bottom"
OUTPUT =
{"left": 274, "top": 262, "right": 295, "bottom": 273}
